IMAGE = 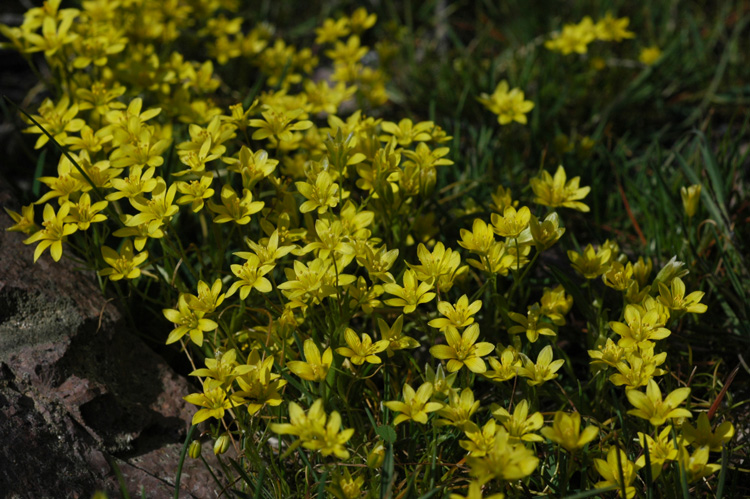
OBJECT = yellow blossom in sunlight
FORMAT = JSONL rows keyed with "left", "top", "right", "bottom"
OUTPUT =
{"left": 227, "top": 253, "right": 273, "bottom": 299}
{"left": 490, "top": 206, "right": 531, "bottom": 238}
{"left": 610, "top": 304, "right": 671, "bottom": 349}
{"left": 336, "top": 328, "right": 389, "bottom": 365}
{"left": 287, "top": 339, "right": 332, "bottom": 382}
{"left": 467, "top": 428, "right": 539, "bottom": 484}
{"left": 64, "top": 193, "right": 108, "bottom": 230}
{"left": 679, "top": 445, "right": 721, "bottom": 483}
{"left": 383, "top": 269, "right": 436, "bottom": 314}
{"left": 208, "top": 184, "right": 264, "bottom": 225}
{"left": 518, "top": 346, "right": 565, "bottom": 386}
{"left": 163, "top": 295, "right": 219, "bottom": 346}
{"left": 249, "top": 108, "right": 312, "bottom": 142}
{"left": 657, "top": 277, "right": 707, "bottom": 315}
{"left": 508, "top": 303, "right": 557, "bottom": 343}
{"left": 540, "top": 411, "right": 599, "bottom": 453}
{"left": 477, "top": 80, "right": 534, "bottom": 125}
{"left": 430, "top": 324, "right": 495, "bottom": 373}
{"left": 429, "top": 295, "right": 482, "bottom": 333}
{"left": 4, "top": 204, "right": 37, "bottom": 235}
{"left": 384, "top": 382, "right": 444, "bottom": 425}
{"left": 529, "top": 212, "right": 565, "bottom": 250}
{"left": 484, "top": 345, "right": 522, "bottom": 383}
{"left": 186, "top": 279, "right": 226, "bottom": 314}
{"left": 378, "top": 315, "right": 419, "bottom": 356}
{"left": 99, "top": 239, "right": 148, "bottom": 281}
{"left": 296, "top": 171, "right": 341, "bottom": 214}
{"left": 568, "top": 243, "right": 612, "bottom": 279}
{"left": 183, "top": 386, "right": 235, "bottom": 425}
{"left": 176, "top": 176, "right": 215, "bottom": 212}
{"left": 24, "top": 203, "right": 77, "bottom": 262}
{"left": 437, "top": 388, "right": 481, "bottom": 428}
{"left": 492, "top": 400, "right": 544, "bottom": 443}
{"left": 626, "top": 379, "right": 691, "bottom": 426}
{"left": 594, "top": 447, "right": 642, "bottom": 498}
{"left": 379, "top": 118, "right": 434, "bottom": 146}
{"left": 531, "top": 165, "right": 591, "bottom": 212}
{"left": 635, "top": 427, "right": 678, "bottom": 479}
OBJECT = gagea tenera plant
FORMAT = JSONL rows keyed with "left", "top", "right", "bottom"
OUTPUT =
{"left": 2, "top": 1, "right": 736, "bottom": 497}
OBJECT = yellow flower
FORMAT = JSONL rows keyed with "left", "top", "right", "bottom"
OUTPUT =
{"left": 467, "top": 428, "right": 539, "bottom": 484}
{"left": 384, "top": 382, "right": 444, "bottom": 425}
{"left": 610, "top": 304, "right": 671, "bottom": 349}
{"left": 679, "top": 445, "right": 721, "bottom": 483}
{"left": 23, "top": 95, "right": 84, "bottom": 149}
{"left": 626, "top": 379, "right": 692, "bottom": 426}
{"left": 107, "top": 165, "right": 158, "bottom": 201}
{"left": 425, "top": 363, "right": 459, "bottom": 398}
{"left": 490, "top": 206, "right": 531, "bottom": 238}
{"left": 639, "top": 46, "right": 662, "bottom": 65}
{"left": 163, "top": 294, "right": 219, "bottom": 346}
{"left": 437, "top": 388, "right": 481, "bottom": 428}
{"left": 492, "top": 400, "right": 544, "bottom": 443}
{"left": 99, "top": 239, "right": 148, "bottom": 281}
{"left": 183, "top": 386, "right": 235, "bottom": 425}
{"left": 408, "top": 242, "right": 462, "bottom": 291}
{"left": 288, "top": 339, "right": 333, "bottom": 382}
{"left": 594, "top": 13, "right": 635, "bottom": 42}
{"left": 378, "top": 315, "right": 419, "bottom": 356}
{"left": 430, "top": 324, "right": 495, "bottom": 373}
{"left": 4, "top": 204, "right": 37, "bottom": 235}
{"left": 594, "top": 447, "right": 642, "bottom": 498}
{"left": 185, "top": 279, "right": 225, "bottom": 314}
{"left": 602, "top": 261, "right": 634, "bottom": 291}
{"left": 508, "top": 303, "right": 557, "bottom": 343}
{"left": 460, "top": 420, "right": 500, "bottom": 457}
{"left": 545, "top": 18, "right": 596, "bottom": 55}
{"left": 530, "top": 165, "right": 591, "bottom": 212}
{"left": 588, "top": 338, "right": 626, "bottom": 368}
{"left": 348, "top": 7, "right": 377, "bottom": 34}
{"left": 477, "top": 80, "right": 534, "bottom": 126}
{"left": 127, "top": 178, "right": 179, "bottom": 233}
{"left": 568, "top": 243, "right": 611, "bottom": 279}
{"left": 23, "top": 203, "right": 78, "bottom": 262}
{"left": 271, "top": 399, "right": 327, "bottom": 440}
{"left": 529, "top": 212, "right": 565, "bottom": 250}
{"left": 315, "top": 17, "right": 350, "bottom": 44}
{"left": 635, "top": 427, "right": 678, "bottom": 479}
{"left": 207, "top": 184, "right": 264, "bottom": 225}
{"left": 657, "top": 277, "right": 707, "bottom": 315}
{"left": 190, "top": 349, "right": 247, "bottom": 385}
{"left": 383, "top": 269, "right": 436, "bottom": 314}
{"left": 428, "top": 295, "right": 482, "bottom": 332}
{"left": 336, "top": 328, "right": 389, "bottom": 365}
{"left": 680, "top": 184, "right": 701, "bottom": 218}
{"left": 176, "top": 176, "right": 215, "bottom": 212}
{"left": 485, "top": 345, "right": 523, "bottom": 383}
{"left": 379, "top": 118, "right": 433, "bottom": 146}
{"left": 64, "top": 193, "right": 108, "bottom": 230}
{"left": 518, "top": 346, "right": 565, "bottom": 386}
{"left": 227, "top": 253, "right": 273, "bottom": 299}
{"left": 296, "top": 171, "right": 341, "bottom": 214}
{"left": 681, "top": 412, "right": 735, "bottom": 452}
{"left": 540, "top": 411, "right": 599, "bottom": 453}
{"left": 249, "top": 108, "right": 312, "bottom": 143}
{"left": 458, "top": 218, "right": 496, "bottom": 256}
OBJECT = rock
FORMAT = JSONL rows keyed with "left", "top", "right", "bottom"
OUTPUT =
{"left": 0, "top": 176, "right": 222, "bottom": 498}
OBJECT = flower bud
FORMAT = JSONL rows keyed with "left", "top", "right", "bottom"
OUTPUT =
{"left": 188, "top": 440, "right": 202, "bottom": 459}
{"left": 367, "top": 443, "right": 385, "bottom": 468}
{"left": 680, "top": 184, "right": 701, "bottom": 218}
{"left": 214, "top": 433, "right": 231, "bottom": 455}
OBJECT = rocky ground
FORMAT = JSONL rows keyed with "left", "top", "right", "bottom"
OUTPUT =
{"left": 0, "top": 175, "right": 222, "bottom": 498}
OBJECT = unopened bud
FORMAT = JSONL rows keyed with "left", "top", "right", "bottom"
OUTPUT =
{"left": 188, "top": 440, "right": 202, "bottom": 459}
{"left": 214, "top": 433, "right": 231, "bottom": 455}
{"left": 367, "top": 443, "right": 385, "bottom": 468}
{"left": 680, "top": 184, "right": 701, "bottom": 218}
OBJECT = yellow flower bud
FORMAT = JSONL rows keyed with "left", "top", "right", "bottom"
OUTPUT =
{"left": 188, "top": 440, "right": 202, "bottom": 459}
{"left": 214, "top": 433, "right": 231, "bottom": 455}
{"left": 367, "top": 443, "right": 385, "bottom": 468}
{"left": 680, "top": 184, "right": 701, "bottom": 218}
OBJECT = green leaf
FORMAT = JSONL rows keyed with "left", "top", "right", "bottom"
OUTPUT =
{"left": 376, "top": 424, "right": 397, "bottom": 444}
